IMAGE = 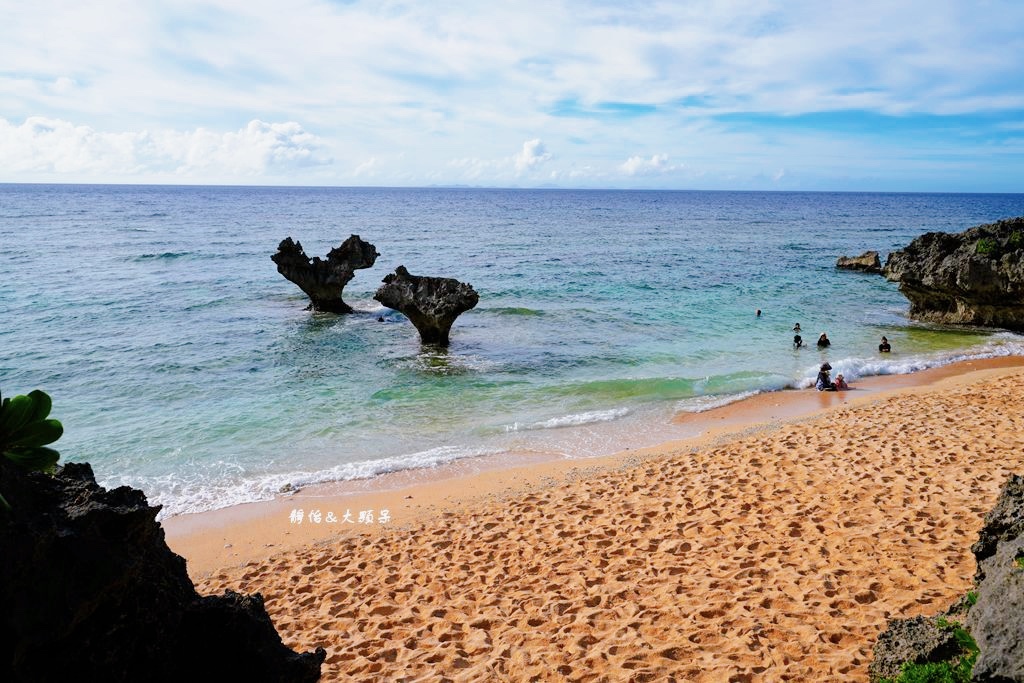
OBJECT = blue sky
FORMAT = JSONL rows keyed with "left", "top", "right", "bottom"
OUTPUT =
{"left": 1, "top": 0, "right": 1023, "bottom": 190}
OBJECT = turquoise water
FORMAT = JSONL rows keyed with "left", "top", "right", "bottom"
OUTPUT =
{"left": 2, "top": 186, "right": 1023, "bottom": 516}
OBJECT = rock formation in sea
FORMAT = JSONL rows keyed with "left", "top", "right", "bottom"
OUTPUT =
{"left": 272, "top": 235, "right": 379, "bottom": 313}
{"left": 868, "top": 473, "right": 1024, "bottom": 682}
{"left": 0, "top": 459, "right": 325, "bottom": 683}
{"left": 884, "top": 217, "right": 1024, "bottom": 330}
{"left": 373, "top": 266, "right": 479, "bottom": 346}
{"left": 836, "top": 250, "right": 883, "bottom": 273}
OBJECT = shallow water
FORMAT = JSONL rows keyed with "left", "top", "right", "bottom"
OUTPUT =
{"left": 2, "top": 185, "right": 1023, "bottom": 515}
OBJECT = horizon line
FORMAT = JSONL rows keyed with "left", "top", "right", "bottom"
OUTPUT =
{"left": 1, "top": 181, "right": 1022, "bottom": 195}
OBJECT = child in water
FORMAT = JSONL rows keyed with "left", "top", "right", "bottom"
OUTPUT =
{"left": 835, "top": 373, "right": 849, "bottom": 390}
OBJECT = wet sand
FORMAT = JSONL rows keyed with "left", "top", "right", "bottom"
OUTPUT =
{"left": 171, "top": 357, "right": 1024, "bottom": 681}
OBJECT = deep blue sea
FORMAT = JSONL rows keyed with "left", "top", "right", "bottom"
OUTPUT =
{"left": 2, "top": 185, "right": 1023, "bottom": 516}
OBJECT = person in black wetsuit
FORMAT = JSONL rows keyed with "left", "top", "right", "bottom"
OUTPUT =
{"left": 816, "top": 362, "right": 836, "bottom": 391}
{"left": 879, "top": 336, "right": 891, "bottom": 352}
{"left": 794, "top": 334, "right": 803, "bottom": 348}
{"left": 817, "top": 332, "right": 831, "bottom": 348}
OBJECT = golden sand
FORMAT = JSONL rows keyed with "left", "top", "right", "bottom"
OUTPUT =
{"left": 187, "top": 363, "right": 1024, "bottom": 681}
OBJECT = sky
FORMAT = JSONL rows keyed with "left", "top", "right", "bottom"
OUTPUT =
{"left": 1, "top": 1, "right": 1023, "bottom": 191}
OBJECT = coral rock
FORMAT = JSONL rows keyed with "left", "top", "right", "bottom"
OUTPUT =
{"left": 272, "top": 235, "right": 379, "bottom": 313}
{"left": 885, "top": 217, "right": 1024, "bottom": 330}
{"left": 836, "top": 250, "right": 883, "bottom": 273}
{"left": 0, "top": 459, "right": 325, "bottom": 683}
{"left": 373, "top": 266, "right": 479, "bottom": 346}
{"left": 867, "top": 615, "right": 962, "bottom": 682}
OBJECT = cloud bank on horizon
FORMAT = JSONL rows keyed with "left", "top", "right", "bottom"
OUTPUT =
{"left": 1, "top": 0, "right": 1022, "bottom": 191}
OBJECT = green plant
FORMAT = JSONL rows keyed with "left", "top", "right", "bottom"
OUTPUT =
{"left": 975, "top": 237, "right": 998, "bottom": 256}
{"left": 1015, "top": 551, "right": 1024, "bottom": 570}
{"left": 880, "top": 626, "right": 978, "bottom": 683}
{"left": 1009, "top": 230, "right": 1023, "bottom": 249}
{"left": 0, "top": 387, "right": 63, "bottom": 511}
{"left": 966, "top": 591, "right": 978, "bottom": 606}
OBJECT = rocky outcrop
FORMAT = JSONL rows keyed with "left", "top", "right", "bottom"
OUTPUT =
{"left": 967, "top": 474, "right": 1024, "bottom": 681}
{"left": 272, "top": 235, "right": 379, "bottom": 313}
{"left": 884, "top": 217, "right": 1024, "bottom": 330}
{"left": 0, "top": 459, "right": 325, "bottom": 683}
{"left": 868, "top": 615, "right": 965, "bottom": 681}
{"left": 968, "top": 534, "right": 1024, "bottom": 681}
{"left": 373, "top": 266, "right": 479, "bottom": 346}
{"left": 836, "top": 250, "right": 883, "bottom": 273}
{"left": 971, "top": 473, "right": 1024, "bottom": 582}
{"left": 868, "top": 474, "right": 1024, "bottom": 682}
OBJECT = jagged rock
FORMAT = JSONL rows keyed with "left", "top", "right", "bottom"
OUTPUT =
{"left": 373, "top": 266, "right": 479, "bottom": 346}
{"left": 971, "top": 474, "right": 1024, "bottom": 582}
{"left": 884, "top": 217, "right": 1024, "bottom": 330}
{"left": 968, "top": 536, "right": 1024, "bottom": 682}
{"left": 836, "top": 250, "right": 883, "bottom": 273}
{"left": 966, "top": 474, "right": 1024, "bottom": 681}
{"left": 868, "top": 615, "right": 964, "bottom": 682}
{"left": 272, "top": 235, "right": 379, "bottom": 313}
{"left": 0, "top": 459, "right": 325, "bottom": 683}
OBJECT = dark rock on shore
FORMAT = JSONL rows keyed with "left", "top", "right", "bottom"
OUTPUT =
{"left": 867, "top": 615, "right": 964, "bottom": 681}
{"left": 836, "top": 250, "right": 883, "bottom": 273}
{"left": 884, "top": 217, "right": 1024, "bottom": 330}
{"left": 971, "top": 473, "right": 1024, "bottom": 582}
{"left": 0, "top": 459, "right": 325, "bottom": 683}
{"left": 968, "top": 534, "right": 1024, "bottom": 681}
{"left": 967, "top": 474, "right": 1024, "bottom": 682}
{"left": 272, "top": 235, "right": 379, "bottom": 313}
{"left": 373, "top": 265, "right": 479, "bottom": 346}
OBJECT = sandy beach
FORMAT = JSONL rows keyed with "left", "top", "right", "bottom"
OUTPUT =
{"left": 170, "top": 358, "right": 1024, "bottom": 681}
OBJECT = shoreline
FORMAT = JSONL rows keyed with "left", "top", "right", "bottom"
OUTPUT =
{"left": 187, "top": 355, "right": 1024, "bottom": 680}
{"left": 165, "top": 354, "right": 1024, "bottom": 577}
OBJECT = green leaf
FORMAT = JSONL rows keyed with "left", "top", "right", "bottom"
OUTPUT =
{"left": 0, "top": 394, "right": 34, "bottom": 440}
{"left": 3, "top": 446, "right": 61, "bottom": 471}
{"left": 0, "top": 490, "right": 10, "bottom": 512}
{"left": 6, "top": 419, "right": 64, "bottom": 448}
{"left": 25, "top": 390, "right": 52, "bottom": 423}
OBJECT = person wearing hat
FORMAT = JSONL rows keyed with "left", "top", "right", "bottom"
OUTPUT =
{"left": 816, "top": 362, "right": 836, "bottom": 391}
{"left": 817, "top": 332, "right": 831, "bottom": 348}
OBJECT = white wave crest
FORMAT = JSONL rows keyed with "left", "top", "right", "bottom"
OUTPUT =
{"left": 119, "top": 444, "right": 503, "bottom": 519}
{"left": 675, "top": 390, "right": 761, "bottom": 413}
{"left": 797, "top": 336, "right": 1024, "bottom": 388}
{"left": 503, "top": 407, "right": 631, "bottom": 433}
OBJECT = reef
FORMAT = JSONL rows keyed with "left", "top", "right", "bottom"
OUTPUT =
{"left": 272, "top": 235, "right": 379, "bottom": 313}
{"left": 373, "top": 266, "right": 479, "bottom": 346}
{"left": 0, "top": 459, "right": 325, "bottom": 683}
{"left": 868, "top": 474, "right": 1024, "bottom": 682}
{"left": 884, "top": 217, "right": 1024, "bottom": 330}
{"left": 836, "top": 250, "right": 883, "bottom": 273}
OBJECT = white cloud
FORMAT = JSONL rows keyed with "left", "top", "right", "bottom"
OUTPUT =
{"left": 620, "top": 153, "right": 679, "bottom": 176}
{"left": 0, "top": 2, "right": 1022, "bottom": 188}
{"left": 513, "top": 139, "right": 552, "bottom": 174}
{"left": 0, "top": 117, "right": 329, "bottom": 180}
{"left": 353, "top": 156, "right": 378, "bottom": 177}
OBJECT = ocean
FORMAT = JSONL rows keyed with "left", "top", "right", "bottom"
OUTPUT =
{"left": 2, "top": 185, "right": 1023, "bottom": 517}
